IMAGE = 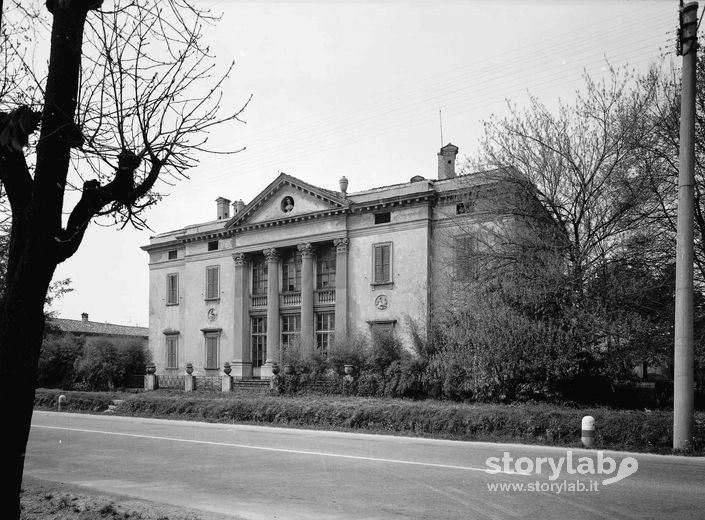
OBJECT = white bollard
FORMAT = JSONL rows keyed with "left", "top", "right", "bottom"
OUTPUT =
{"left": 58, "top": 394, "right": 66, "bottom": 412}
{"left": 581, "top": 415, "right": 595, "bottom": 447}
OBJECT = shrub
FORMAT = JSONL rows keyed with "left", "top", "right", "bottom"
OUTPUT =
{"left": 364, "top": 329, "right": 404, "bottom": 374}
{"left": 74, "top": 338, "right": 150, "bottom": 391}
{"left": 356, "top": 372, "right": 384, "bottom": 397}
{"left": 37, "top": 334, "right": 85, "bottom": 389}
{"left": 328, "top": 330, "right": 367, "bottom": 374}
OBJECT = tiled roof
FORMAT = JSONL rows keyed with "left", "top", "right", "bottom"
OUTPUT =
{"left": 50, "top": 318, "right": 148, "bottom": 338}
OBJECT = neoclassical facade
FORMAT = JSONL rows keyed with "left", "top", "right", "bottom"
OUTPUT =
{"left": 143, "top": 144, "right": 504, "bottom": 378}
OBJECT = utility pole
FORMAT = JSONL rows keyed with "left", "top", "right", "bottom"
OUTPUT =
{"left": 674, "top": 0, "right": 698, "bottom": 452}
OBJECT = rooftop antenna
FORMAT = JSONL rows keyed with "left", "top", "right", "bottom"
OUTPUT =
{"left": 439, "top": 109, "right": 444, "bottom": 147}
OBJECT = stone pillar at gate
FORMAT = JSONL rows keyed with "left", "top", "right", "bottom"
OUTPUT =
{"left": 334, "top": 238, "right": 349, "bottom": 344}
{"left": 231, "top": 252, "right": 251, "bottom": 379}
{"left": 299, "top": 243, "right": 314, "bottom": 357}
{"left": 263, "top": 248, "right": 280, "bottom": 376}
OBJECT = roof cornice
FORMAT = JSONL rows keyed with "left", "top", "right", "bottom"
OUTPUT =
{"left": 232, "top": 208, "right": 348, "bottom": 233}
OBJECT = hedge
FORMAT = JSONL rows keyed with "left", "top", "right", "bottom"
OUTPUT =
{"left": 34, "top": 389, "right": 705, "bottom": 455}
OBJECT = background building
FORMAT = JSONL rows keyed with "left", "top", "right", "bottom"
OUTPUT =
{"left": 50, "top": 312, "right": 148, "bottom": 344}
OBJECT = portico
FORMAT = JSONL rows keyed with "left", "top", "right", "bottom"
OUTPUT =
{"left": 228, "top": 238, "right": 347, "bottom": 379}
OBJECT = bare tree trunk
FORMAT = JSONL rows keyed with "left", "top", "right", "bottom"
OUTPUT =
{"left": 0, "top": 240, "right": 55, "bottom": 518}
{"left": 0, "top": 4, "right": 88, "bottom": 517}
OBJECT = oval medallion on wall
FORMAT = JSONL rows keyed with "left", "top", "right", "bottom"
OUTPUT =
{"left": 207, "top": 308, "right": 218, "bottom": 321}
{"left": 281, "top": 196, "right": 295, "bottom": 213}
{"left": 374, "top": 294, "right": 389, "bottom": 310}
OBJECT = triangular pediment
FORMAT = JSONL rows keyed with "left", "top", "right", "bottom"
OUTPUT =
{"left": 226, "top": 173, "right": 347, "bottom": 228}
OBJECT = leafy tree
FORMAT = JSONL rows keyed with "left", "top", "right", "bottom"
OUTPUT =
{"left": 435, "top": 67, "right": 688, "bottom": 401}
{"left": 475, "top": 67, "right": 659, "bottom": 300}
{"left": 638, "top": 53, "right": 705, "bottom": 282}
{"left": 0, "top": 1, "right": 247, "bottom": 514}
{"left": 74, "top": 337, "right": 149, "bottom": 391}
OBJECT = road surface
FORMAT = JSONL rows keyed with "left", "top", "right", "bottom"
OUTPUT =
{"left": 24, "top": 411, "right": 705, "bottom": 519}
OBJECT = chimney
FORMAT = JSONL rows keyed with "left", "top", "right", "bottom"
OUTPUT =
{"left": 216, "top": 197, "right": 231, "bottom": 220}
{"left": 231, "top": 199, "right": 246, "bottom": 215}
{"left": 81, "top": 312, "right": 89, "bottom": 322}
{"left": 437, "top": 143, "right": 459, "bottom": 180}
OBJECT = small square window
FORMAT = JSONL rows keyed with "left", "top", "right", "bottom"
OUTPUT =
{"left": 374, "top": 212, "right": 391, "bottom": 225}
{"left": 208, "top": 240, "right": 219, "bottom": 251}
{"left": 168, "top": 250, "right": 178, "bottom": 260}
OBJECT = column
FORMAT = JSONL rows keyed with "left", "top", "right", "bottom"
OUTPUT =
{"left": 264, "top": 248, "right": 280, "bottom": 371}
{"left": 298, "top": 243, "right": 314, "bottom": 357}
{"left": 231, "top": 252, "right": 251, "bottom": 379}
{"left": 334, "top": 238, "right": 349, "bottom": 344}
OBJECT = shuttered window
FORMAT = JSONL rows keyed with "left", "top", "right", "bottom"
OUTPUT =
{"left": 166, "top": 335, "right": 178, "bottom": 368}
{"left": 205, "top": 334, "right": 219, "bottom": 369}
{"left": 373, "top": 243, "right": 391, "bottom": 284}
{"left": 206, "top": 265, "right": 219, "bottom": 300}
{"left": 166, "top": 273, "right": 179, "bottom": 305}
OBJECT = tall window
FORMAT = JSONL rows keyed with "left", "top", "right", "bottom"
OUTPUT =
{"left": 205, "top": 265, "right": 220, "bottom": 300}
{"left": 316, "top": 246, "right": 336, "bottom": 289}
{"left": 252, "top": 256, "right": 268, "bottom": 295}
{"left": 205, "top": 333, "right": 219, "bottom": 369}
{"left": 166, "top": 335, "right": 178, "bottom": 369}
{"left": 282, "top": 250, "right": 302, "bottom": 292}
{"left": 251, "top": 317, "right": 267, "bottom": 367}
{"left": 315, "top": 312, "right": 335, "bottom": 354}
{"left": 166, "top": 273, "right": 179, "bottom": 305}
{"left": 373, "top": 243, "right": 392, "bottom": 284}
{"left": 281, "top": 315, "right": 301, "bottom": 352}
{"left": 454, "top": 235, "right": 478, "bottom": 280}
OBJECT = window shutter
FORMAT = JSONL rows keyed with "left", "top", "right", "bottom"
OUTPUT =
{"left": 167, "top": 274, "right": 178, "bottom": 304}
{"left": 374, "top": 246, "right": 383, "bottom": 282}
{"left": 167, "top": 337, "right": 177, "bottom": 368}
{"left": 206, "top": 336, "right": 217, "bottom": 368}
{"left": 374, "top": 244, "right": 390, "bottom": 283}
{"left": 206, "top": 266, "right": 219, "bottom": 299}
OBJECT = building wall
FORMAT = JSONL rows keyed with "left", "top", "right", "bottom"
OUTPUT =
{"left": 347, "top": 202, "right": 431, "bottom": 348}
{"left": 180, "top": 242, "right": 234, "bottom": 374}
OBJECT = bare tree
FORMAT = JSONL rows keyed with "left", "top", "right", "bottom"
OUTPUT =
{"left": 0, "top": 1, "right": 248, "bottom": 515}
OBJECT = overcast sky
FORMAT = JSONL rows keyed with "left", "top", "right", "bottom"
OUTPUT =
{"left": 51, "top": 0, "right": 676, "bottom": 326}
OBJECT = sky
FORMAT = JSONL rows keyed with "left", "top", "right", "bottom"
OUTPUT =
{"left": 50, "top": 0, "right": 678, "bottom": 327}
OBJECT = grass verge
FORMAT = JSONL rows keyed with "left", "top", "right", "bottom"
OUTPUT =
{"left": 34, "top": 388, "right": 705, "bottom": 455}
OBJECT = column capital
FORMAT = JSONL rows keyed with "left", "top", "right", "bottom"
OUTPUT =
{"left": 297, "top": 242, "right": 314, "bottom": 258}
{"left": 263, "top": 248, "right": 279, "bottom": 263}
{"left": 232, "top": 252, "right": 246, "bottom": 266}
{"left": 334, "top": 237, "right": 349, "bottom": 253}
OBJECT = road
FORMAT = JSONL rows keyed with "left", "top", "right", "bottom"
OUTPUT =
{"left": 24, "top": 411, "right": 705, "bottom": 520}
